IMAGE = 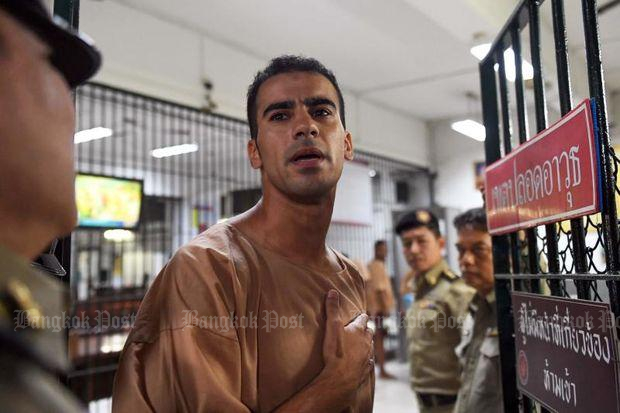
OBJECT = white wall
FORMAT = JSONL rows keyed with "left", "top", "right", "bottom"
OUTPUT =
{"left": 429, "top": 120, "right": 485, "bottom": 211}
{"left": 79, "top": 0, "right": 429, "bottom": 167}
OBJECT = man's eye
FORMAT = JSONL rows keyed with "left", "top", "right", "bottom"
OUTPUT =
{"left": 474, "top": 247, "right": 490, "bottom": 256}
{"left": 270, "top": 112, "right": 288, "bottom": 121}
{"left": 313, "top": 108, "right": 331, "bottom": 117}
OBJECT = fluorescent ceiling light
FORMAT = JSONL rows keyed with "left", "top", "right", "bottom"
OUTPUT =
{"left": 368, "top": 169, "right": 377, "bottom": 178}
{"left": 151, "top": 143, "right": 198, "bottom": 159}
{"left": 470, "top": 43, "right": 534, "bottom": 82}
{"left": 74, "top": 127, "right": 113, "bottom": 144}
{"left": 470, "top": 43, "right": 491, "bottom": 60}
{"left": 103, "top": 229, "right": 135, "bottom": 242}
{"left": 451, "top": 119, "right": 486, "bottom": 142}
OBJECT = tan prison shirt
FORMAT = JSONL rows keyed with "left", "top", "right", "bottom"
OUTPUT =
{"left": 365, "top": 259, "right": 395, "bottom": 316}
{"left": 455, "top": 292, "right": 503, "bottom": 413}
{"left": 406, "top": 260, "right": 475, "bottom": 395}
{"left": 112, "top": 223, "right": 373, "bottom": 413}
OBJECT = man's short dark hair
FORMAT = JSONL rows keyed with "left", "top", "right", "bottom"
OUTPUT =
{"left": 374, "top": 240, "right": 386, "bottom": 249}
{"left": 394, "top": 209, "right": 441, "bottom": 238}
{"left": 246, "top": 55, "right": 346, "bottom": 140}
{"left": 453, "top": 208, "right": 488, "bottom": 233}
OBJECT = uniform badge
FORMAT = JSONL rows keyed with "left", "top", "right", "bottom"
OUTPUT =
{"left": 417, "top": 299, "right": 437, "bottom": 310}
{"left": 416, "top": 210, "right": 431, "bottom": 223}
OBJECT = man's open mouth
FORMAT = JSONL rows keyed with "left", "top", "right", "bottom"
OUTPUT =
{"left": 290, "top": 148, "right": 325, "bottom": 164}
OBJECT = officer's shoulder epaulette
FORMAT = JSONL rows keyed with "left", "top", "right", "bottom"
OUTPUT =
{"left": 442, "top": 268, "right": 458, "bottom": 281}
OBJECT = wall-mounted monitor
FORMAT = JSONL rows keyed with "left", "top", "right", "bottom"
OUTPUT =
{"left": 76, "top": 173, "right": 143, "bottom": 229}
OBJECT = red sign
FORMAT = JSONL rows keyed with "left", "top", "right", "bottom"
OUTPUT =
{"left": 485, "top": 99, "right": 601, "bottom": 235}
{"left": 512, "top": 292, "right": 620, "bottom": 412}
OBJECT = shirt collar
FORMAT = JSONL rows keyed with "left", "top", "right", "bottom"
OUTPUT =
{"left": 0, "top": 244, "right": 70, "bottom": 371}
{"left": 415, "top": 259, "right": 449, "bottom": 291}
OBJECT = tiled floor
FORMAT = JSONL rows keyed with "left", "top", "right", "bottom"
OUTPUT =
{"left": 373, "top": 361, "right": 419, "bottom": 413}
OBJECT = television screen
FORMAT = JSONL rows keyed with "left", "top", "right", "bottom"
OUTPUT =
{"left": 76, "top": 174, "right": 143, "bottom": 229}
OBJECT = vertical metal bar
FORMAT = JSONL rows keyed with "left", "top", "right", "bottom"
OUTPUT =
{"left": 549, "top": 0, "right": 589, "bottom": 299}
{"left": 511, "top": 8, "right": 535, "bottom": 408}
{"left": 512, "top": 20, "right": 540, "bottom": 298}
{"left": 529, "top": 0, "right": 561, "bottom": 296}
{"left": 581, "top": 0, "right": 620, "bottom": 314}
{"left": 497, "top": 49, "right": 524, "bottom": 287}
{"left": 480, "top": 57, "right": 519, "bottom": 413}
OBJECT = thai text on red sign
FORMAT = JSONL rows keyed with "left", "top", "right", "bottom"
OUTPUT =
{"left": 512, "top": 292, "right": 620, "bottom": 413}
{"left": 485, "top": 99, "right": 601, "bottom": 235}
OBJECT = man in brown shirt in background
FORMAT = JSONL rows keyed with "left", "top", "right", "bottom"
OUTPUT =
{"left": 113, "top": 55, "right": 374, "bottom": 412}
{"left": 366, "top": 240, "right": 396, "bottom": 379}
{"left": 395, "top": 209, "right": 474, "bottom": 413}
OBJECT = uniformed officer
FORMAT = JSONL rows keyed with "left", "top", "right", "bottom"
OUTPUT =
{"left": 453, "top": 208, "right": 503, "bottom": 413}
{"left": 395, "top": 209, "right": 475, "bottom": 413}
{"left": 0, "top": 0, "right": 101, "bottom": 411}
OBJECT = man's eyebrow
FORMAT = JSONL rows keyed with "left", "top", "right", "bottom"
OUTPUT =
{"left": 303, "top": 97, "right": 337, "bottom": 109}
{"left": 262, "top": 100, "right": 294, "bottom": 118}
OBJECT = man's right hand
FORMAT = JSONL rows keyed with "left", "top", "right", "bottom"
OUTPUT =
{"left": 321, "top": 289, "right": 374, "bottom": 397}
{"left": 273, "top": 289, "right": 374, "bottom": 413}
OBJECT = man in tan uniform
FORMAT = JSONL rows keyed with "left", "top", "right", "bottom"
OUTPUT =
{"left": 366, "top": 240, "right": 395, "bottom": 379}
{"left": 453, "top": 208, "right": 503, "bottom": 413}
{"left": 0, "top": 1, "right": 101, "bottom": 411}
{"left": 113, "top": 56, "right": 374, "bottom": 412}
{"left": 395, "top": 209, "right": 474, "bottom": 413}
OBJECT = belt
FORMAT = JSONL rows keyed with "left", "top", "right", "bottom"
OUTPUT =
{"left": 417, "top": 393, "right": 457, "bottom": 408}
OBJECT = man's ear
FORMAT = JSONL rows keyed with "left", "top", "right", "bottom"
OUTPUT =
{"left": 248, "top": 138, "right": 262, "bottom": 169}
{"left": 344, "top": 131, "right": 354, "bottom": 161}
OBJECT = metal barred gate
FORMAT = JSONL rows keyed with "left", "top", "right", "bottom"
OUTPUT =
{"left": 479, "top": 0, "right": 619, "bottom": 411}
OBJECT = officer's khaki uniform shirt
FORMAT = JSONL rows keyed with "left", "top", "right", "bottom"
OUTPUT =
{"left": 113, "top": 223, "right": 374, "bottom": 412}
{"left": 0, "top": 244, "right": 84, "bottom": 413}
{"left": 366, "top": 259, "right": 395, "bottom": 316}
{"left": 406, "top": 260, "right": 475, "bottom": 395}
{"left": 455, "top": 291, "right": 503, "bottom": 413}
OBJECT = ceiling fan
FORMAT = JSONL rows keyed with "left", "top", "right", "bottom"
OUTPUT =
{"left": 599, "top": 0, "right": 620, "bottom": 14}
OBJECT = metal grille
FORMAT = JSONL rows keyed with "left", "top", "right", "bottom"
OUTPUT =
{"left": 479, "top": 0, "right": 618, "bottom": 411}
{"left": 67, "top": 82, "right": 428, "bottom": 406}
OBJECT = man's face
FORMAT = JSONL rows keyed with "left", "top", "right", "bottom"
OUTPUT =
{"left": 0, "top": 9, "right": 77, "bottom": 247}
{"left": 248, "top": 72, "right": 353, "bottom": 203}
{"left": 375, "top": 243, "right": 387, "bottom": 260}
{"left": 456, "top": 227, "right": 494, "bottom": 295}
{"left": 399, "top": 226, "right": 444, "bottom": 275}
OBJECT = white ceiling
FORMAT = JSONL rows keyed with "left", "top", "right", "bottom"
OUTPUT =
{"left": 114, "top": 0, "right": 619, "bottom": 121}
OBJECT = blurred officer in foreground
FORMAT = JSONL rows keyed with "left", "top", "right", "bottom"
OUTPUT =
{"left": 366, "top": 240, "right": 396, "bottom": 379}
{"left": 453, "top": 208, "right": 503, "bottom": 413}
{"left": 0, "top": 0, "right": 101, "bottom": 411}
{"left": 395, "top": 209, "right": 475, "bottom": 413}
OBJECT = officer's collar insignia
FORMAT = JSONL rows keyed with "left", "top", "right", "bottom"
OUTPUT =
{"left": 418, "top": 299, "right": 436, "bottom": 310}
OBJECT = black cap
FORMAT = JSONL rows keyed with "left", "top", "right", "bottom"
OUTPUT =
{"left": 0, "top": 0, "right": 101, "bottom": 87}
{"left": 395, "top": 209, "right": 441, "bottom": 236}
